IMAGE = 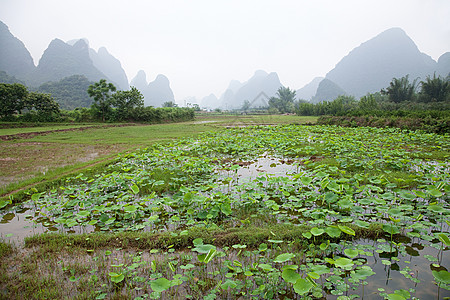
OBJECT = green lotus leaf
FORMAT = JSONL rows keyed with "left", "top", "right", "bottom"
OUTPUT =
{"left": 151, "top": 277, "right": 171, "bottom": 293}
{"left": 274, "top": 253, "right": 295, "bottom": 263}
{"left": 432, "top": 270, "right": 450, "bottom": 284}
{"left": 282, "top": 269, "right": 301, "bottom": 284}
{"left": 310, "top": 227, "right": 325, "bottom": 236}
{"left": 293, "top": 278, "right": 313, "bottom": 295}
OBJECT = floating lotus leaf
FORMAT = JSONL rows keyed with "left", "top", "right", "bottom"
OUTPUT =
{"left": 432, "top": 270, "right": 450, "bottom": 284}
{"left": 282, "top": 269, "right": 301, "bottom": 284}
{"left": 274, "top": 253, "right": 295, "bottom": 263}
{"left": 344, "top": 248, "right": 359, "bottom": 259}
{"left": 151, "top": 277, "right": 171, "bottom": 293}
{"left": 310, "top": 227, "right": 325, "bottom": 236}
{"left": 338, "top": 225, "right": 355, "bottom": 236}
{"left": 293, "top": 278, "right": 313, "bottom": 295}
{"left": 334, "top": 257, "right": 354, "bottom": 270}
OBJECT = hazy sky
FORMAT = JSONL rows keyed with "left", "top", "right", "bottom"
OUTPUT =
{"left": 1, "top": 0, "right": 449, "bottom": 101}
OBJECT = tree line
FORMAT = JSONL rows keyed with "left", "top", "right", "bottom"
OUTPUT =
{"left": 295, "top": 74, "right": 450, "bottom": 117}
{"left": 0, "top": 83, "right": 60, "bottom": 121}
{"left": 0, "top": 79, "right": 194, "bottom": 123}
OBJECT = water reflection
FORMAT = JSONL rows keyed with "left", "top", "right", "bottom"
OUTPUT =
{"left": 353, "top": 239, "right": 449, "bottom": 299}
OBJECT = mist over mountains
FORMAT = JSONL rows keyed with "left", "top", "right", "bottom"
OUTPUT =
{"left": 299, "top": 28, "right": 449, "bottom": 103}
{"left": 0, "top": 19, "right": 449, "bottom": 109}
{"left": 130, "top": 71, "right": 175, "bottom": 107}
{"left": 0, "top": 21, "right": 35, "bottom": 80}
{"left": 0, "top": 20, "right": 172, "bottom": 108}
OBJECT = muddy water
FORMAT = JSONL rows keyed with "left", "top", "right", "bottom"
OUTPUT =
{"left": 0, "top": 204, "right": 49, "bottom": 244}
{"left": 218, "top": 154, "right": 301, "bottom": 181}
{"left": 352, "top": 239, "right": 449, "bottom": 299}
{"left": 0, "top": 204, "right": 95, "bottom": 245}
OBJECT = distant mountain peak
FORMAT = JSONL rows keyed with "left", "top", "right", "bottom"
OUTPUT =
{"left": 253, "top": 70, "right": 269, "bottom": 77}
{"left": 72, "top": 39, "right": 89, "bottom": 51}
{"left": 312, "top": 79, "right": 346, "bottom": 103}
{"left": 0, "top": 19, "right": 36, "bottom": 78}
{"left": 219, "top": 70, "right": 283, "bottom": 109}
{"left": 67, "top": 38, "right": 89, "bottom": 46}
{"left": 47, "top": 38, "right": 69, "bottom": 49}
{"left": 30, "top": 38, "right": 107, "bottom": 86}
{"left": 324, "top": 27, "right": 438, "bottom": 97}
{"left": 155, "top": 74, "right": 169, "bottom": 82}
{"left": 88, "top": 45, "right": 129, "bottom": 90}
{"left": 130, "top": 70, "right": 148, "bottom": 91}
{"left": 296, "top": 77, "right": 324, "bottom": 101}
{"left": 130, "top": 71, "right": 175, "bottom": 107}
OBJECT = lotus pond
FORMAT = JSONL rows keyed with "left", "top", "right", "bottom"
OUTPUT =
{"left": 1, "top": 124, "right": 449, "bottom": 299}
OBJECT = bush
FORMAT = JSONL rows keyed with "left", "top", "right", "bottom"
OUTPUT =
{"left": 317, "top": 115, "right": 450, "bottom": 134}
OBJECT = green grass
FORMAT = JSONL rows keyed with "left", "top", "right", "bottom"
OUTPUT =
{"left": 0, "top": 240, "right": 12, "bottom": 258}
{"left": 24, "top": 223, "right": 383, "bottom": 252}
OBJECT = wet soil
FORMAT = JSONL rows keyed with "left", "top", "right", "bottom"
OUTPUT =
{"left": 0, "top": 123, "right": 141, "bottom": 141}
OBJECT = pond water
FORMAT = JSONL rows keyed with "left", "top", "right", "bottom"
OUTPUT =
{"left": 217, "top": 154, "right": 301, "bottom": 182}
{"left": 0, "top": 203, "right": 96, "bottom": 244}
{"left": 352, "top": 239, "right": 449, "bottom": 299}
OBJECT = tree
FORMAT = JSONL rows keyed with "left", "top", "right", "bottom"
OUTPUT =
{"left": 419, "top": 73, "right": 450, "bottom": 102}
{"left": 26, "top": 92, "right": 60, "bottom": 114}
{"left": 24, "top": 92, "right": 61, "bottom": 121}
{"left": 38, "top": 75, "right": 94, "bottom": 110}
{"left": 358, "top": 94, "right": 379, "bottom": 111}
{"left": 192, "top": 104, "right": 201, "bottom": 111}
{"left": 241, "top": 100, "right": 251, "bottom": 111}
{"left": 111, "top": 87, "right": 144, "bottom": 120}
{"left": 0, "top": 83, "right": 28, "bottom": 118}
{"left": 381, "top": 75, "right": 418, "bottom": 103}
{"left": 162, "top": 101, "right": 177, "bottom": 107}
{"left": 87, "top": 79, "right": 116, "bottom": 121}
{"left": 268, "top": 87, "right": 296, "bottom": 114}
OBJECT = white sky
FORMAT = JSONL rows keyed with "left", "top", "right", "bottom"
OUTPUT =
{"left": 1, "top": 0, "right": 449, "bottom": 101}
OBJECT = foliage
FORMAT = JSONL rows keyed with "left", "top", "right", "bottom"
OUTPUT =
{"left": 84, "top": 80, "right": 192, "bottom": 123}
{"left": 0, "top": 83, "right": 60, "bottom": 121}
{"left": 268, "top": 87, "right": 296, "bottom": 113}
{"left": 381, "top": 75, "right": 419, "bottom": 103}
{"left": 162, "top": 101, "right": 177, "bottom": 107}
{"left": 418, "top": 73, "right": 450, "bottom": 103}
{"left": 38, "top": 75, "right": 95, "bottom": 110}
{"left": 24, "top": 92, "right": 60, "bottom": 119}
{"left": 87, "top": 79, "right": 117, "bottom": 121}
{"left": 0, "top": 83, "right": 28, "bottom": 119}
{"left": 110, "top": 86, "right": 144, "bottom": 121}
{"left": 131, "top": 106, "right": 194, "bottom": 123}
{"left": 296, "top": 95, "right": 357, "bottom": 116}
{"left": 241, "top": 100, "right": 251, "bottom": 111}
{"left": 0, "top": 70, "right": 26, "bottom": 85}
{"left": 317, "top": 115, "right": 450, "bottom": 134}
{"left": 192, "top": 103, "right": 201, "bottom": 111}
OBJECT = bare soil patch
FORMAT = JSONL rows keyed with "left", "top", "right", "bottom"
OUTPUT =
{"left": 0, "top": 123, "right": 139, "bottom": 141}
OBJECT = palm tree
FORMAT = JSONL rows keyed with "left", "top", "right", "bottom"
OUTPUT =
{"left": 419, "top": 73, "right": 450, "bottom": 102}
{"left": 381, "top": 75, "right": 418, "bottom": 103}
